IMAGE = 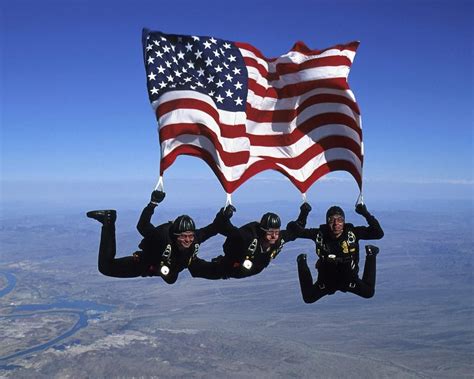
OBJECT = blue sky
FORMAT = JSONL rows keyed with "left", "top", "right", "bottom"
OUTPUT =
{"left": 1, "top": 0, "right": 472, "bottom": 210}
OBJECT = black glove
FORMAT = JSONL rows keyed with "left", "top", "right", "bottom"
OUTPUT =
{"left": 296, "top": 202, "right": 312, "bottom": 227}
{"left": 300, "top": 202, "right": 312, "bottom": 214}
{"left": 222, "top": 204, "right": 236, "bottom": 219}
{"left": 355, "top": 203, "right": 370, "bottom": 217}
{"left": 150, "top": 190, "right": 166, "bottom": 205}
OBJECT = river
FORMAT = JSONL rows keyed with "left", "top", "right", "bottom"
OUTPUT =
{"left": 0, "top": 271, "right": 114, "bottom": 368}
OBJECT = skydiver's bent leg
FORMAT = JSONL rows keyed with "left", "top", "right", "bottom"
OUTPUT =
{"left": 297, "top": 254, "right": 329, "bottom": 304}
{"left": 347, "top": 245, "right": 378, "bottom": 299}
{"left": 161, "top": 272, "right": 179, "bottom": 285}
{"left": 189, "top": 257, "right": 228, "bottom": 280}
{"left": 87, "top": 210, "right": 146, "bottom": 278}
{"left": 97, "top": 225, "right": 146, "bottom": 278}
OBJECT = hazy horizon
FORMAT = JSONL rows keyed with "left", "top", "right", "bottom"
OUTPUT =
{"left": 1, "top": 175, "right": 472, "bottom": 216}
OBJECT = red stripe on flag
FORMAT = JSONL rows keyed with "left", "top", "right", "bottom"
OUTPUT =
{"left": 223, "top": 159, "right": 362, "bottom": 193}
{"left": 160, "top": 145, "right": 239, "bottom": 193}
{"left": 247, "top": 78, "right": 350, "bottom": 99}
{"left": 159, "top": 123, "right": 249, "bottom": 166}
{"left": 251, "top": 136, "right": 363, "bottom": 165}
{"left": 156, "top": 98, "right": 246, "bottom": 138}
{"left": 246, "top": 93, "right": 360, "bottom": 123}
{"left": 243, "top": 55, "right": 353, "bottom": 80}
{"left": 235, "top": 41, "right": 359, "bottom": 60}
{"left": 247, "top": 113, "right": 362, "bottom": 145}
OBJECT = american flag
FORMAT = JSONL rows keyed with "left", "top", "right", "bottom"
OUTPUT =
{"left": 142, "top": 29, "right": 362, "bottom": 194}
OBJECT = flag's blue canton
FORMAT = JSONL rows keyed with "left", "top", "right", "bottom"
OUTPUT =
{"left": 144, "top": 32, "right": 248, "bottom": 112}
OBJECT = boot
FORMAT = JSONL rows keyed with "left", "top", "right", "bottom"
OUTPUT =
{"left": 86, "top": 210, "right": 117, "bottom": 226}
{"left": 365, "top": 245, "right": 379, "bottom": 256}
{"left": 297, "top": 253, "right": 307, "bottom": 265}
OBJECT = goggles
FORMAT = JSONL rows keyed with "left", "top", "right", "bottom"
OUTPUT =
{"left": 262, "top": 229, "right": 280, "bottom": 237}
{"left": 327, "top": 216, "right": 344, "bottom": 224}
{"left": 176, "top": 232, "right": 195, "bottom": 240}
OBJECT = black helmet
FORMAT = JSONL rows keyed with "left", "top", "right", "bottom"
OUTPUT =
{"left": 326, "top": 206, "right": 345, "bottom": 222}
{"left": 259, "top": 212, "right": 281, "bottom": 230}
{"left": 172, "top": 215, "right": 196, "bottom": 235}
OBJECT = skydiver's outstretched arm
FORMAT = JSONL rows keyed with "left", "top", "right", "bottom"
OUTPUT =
{"left": 286, "top": 223, "right": 319, "bottom": 242}
{"left": 354, "top": 203, "right": 384, "bottom": 240}
{"left": 218, "top": 218, "right": 237, "bottom": 237}
{"left": 283, "top": 203, "right": 313, "bottom": 241}
{"left": 216, "top": 205, "right": 238, "bottom": 237}
{"left": 136, "top": 204, "right": 156, "bottom": 238}
{"left": 196, "top": 214, "right": 220, "bottom": 243}
{"left": 136, "top": 191, "right": 166, "bottom": 238}
{"left": 296, "top": 202, "right": 312, "bottom": 228}
{"left": 196, "top": 205, "right": 237, "bottom": 242}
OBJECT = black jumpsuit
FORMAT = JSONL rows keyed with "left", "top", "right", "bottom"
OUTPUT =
{"left": 97, "top": 204, "right": 222, "bottom": 284}
{"left": 294, "top": 213, "right": 384, "bottom": 303}
{"left": 190, "top": 218, "right": 300, "bottom": 280}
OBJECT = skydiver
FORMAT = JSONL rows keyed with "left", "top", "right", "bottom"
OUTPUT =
{"left": 86, "top": 190, "right": 232, "bottom": 284}
{"left": 189, "top": 203, "right": 312, "bottom": 280}
{"left": 289, "top": 203, "right": 384, "bottom": 303}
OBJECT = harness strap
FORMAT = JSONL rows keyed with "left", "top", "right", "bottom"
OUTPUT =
{"left": 247, "top": 238, "right": 258, "bottom": 258}
{"left": 316, "top": 230, "right": 358, "bottom": 262}
{"left": 188, "top": 243, "right": 200, "bottom": 266}
{"left": 270, "top": 238, "right": 285, "bottom": 259}
{"left": 161, "top": 243, "right": 172, "bottom": 265}
{"left": 315, "top": 232, "right": 324, "bottom": 258}
{"left": 162, "top": 244, "right": 172, "bottom": 260}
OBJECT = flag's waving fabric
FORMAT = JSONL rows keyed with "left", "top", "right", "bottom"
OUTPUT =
{"left": 143, "top": 29, "right": 362, "bottom": 194}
